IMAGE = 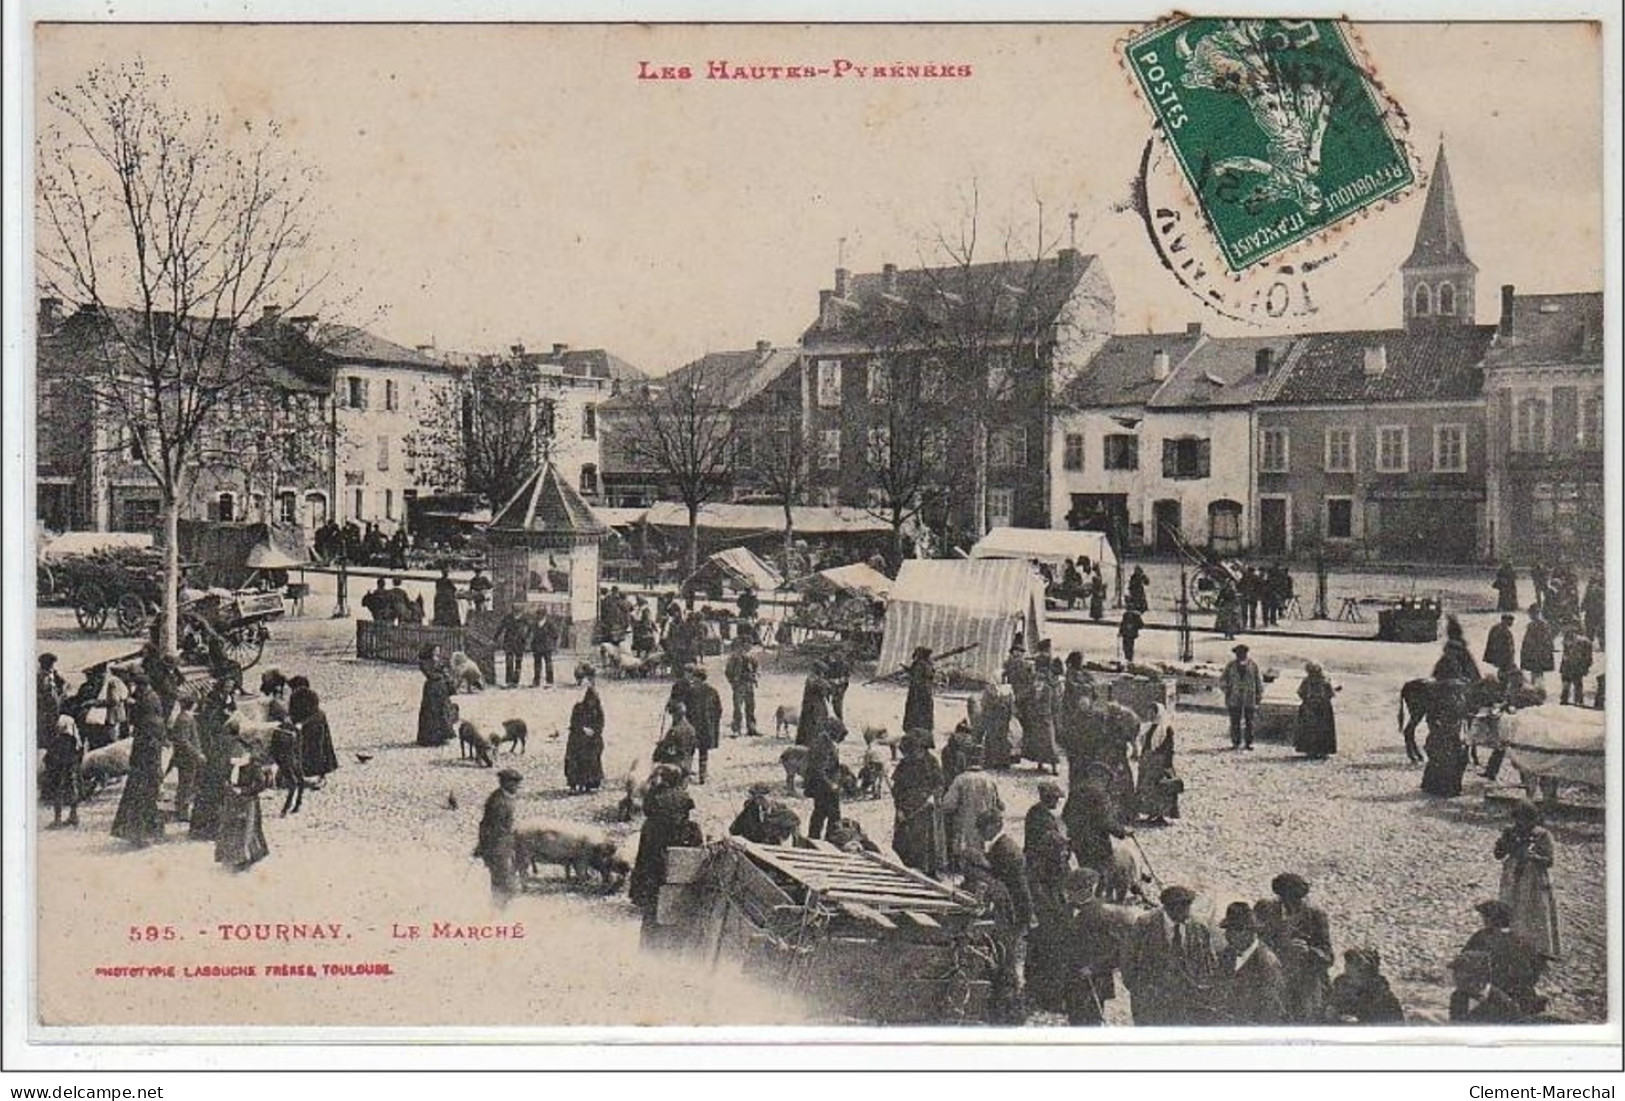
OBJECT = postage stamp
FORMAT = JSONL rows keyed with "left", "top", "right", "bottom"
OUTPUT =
{"left": 1124, "top": 18, "right": 1416, "bottom": 271}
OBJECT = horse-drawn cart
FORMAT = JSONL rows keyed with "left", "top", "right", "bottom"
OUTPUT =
{"left": 44, "top": 543, "right": 169, "bottom": 635}
{"left": 172, "top": 588, "right": 283, "bottom": 671}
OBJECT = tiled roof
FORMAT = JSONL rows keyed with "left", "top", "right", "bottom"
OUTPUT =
{"left": 1147, "top": 335, "right": 1299, "bottom": 409}
{"left": 603, "top": 346, "right": 799, "bottom": 411}
{"left": 1061, "top": 330, "right": 1204, "bottom": 407}
{"left": 538, "top": 348, "right": 647, "bottom": 383}
{"left": 316, "top": 325, "right": 449, "bottom": 369}
{"left": 1403, "top": 144, "right": 1475, "bottom": 271}
{"left": 1266, "top": 326, "right": 1495, "bottom": 405}
{"left": 488, "top": 461, "right": 608, "bottom": 537}
{"left": 1484, "top": 293, "right": 1603, "bottom": 368}
{"left": 803, "top": 251, "right": 1099, "bottom": 345}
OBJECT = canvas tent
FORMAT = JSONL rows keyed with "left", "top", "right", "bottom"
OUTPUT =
{"left": 970, "top": 527, "right": 1119, "bottom": 572}
{"left": 1499, "top": 707, "right": 1606, "bottom": 788}
{"left": 685, "top": 546, "right": 783, "bottom": 595}
{"left": 790, "top": 563, "right": 894, "bottom": 602}
{"left": 877, "top": 559, "right": 1045, "bottom": 686}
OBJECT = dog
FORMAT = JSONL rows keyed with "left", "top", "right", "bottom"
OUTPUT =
{"left": 448, "top": 651, "right": 484, "bottom": 694}
{"left": 774, "top": 705, "right": 800, "bottom": 738}
{"left": 861, "top": 725, "right": 906, "bottom": 762}
{"left": 574, "top": 663, "right": 595, "bottom": 687}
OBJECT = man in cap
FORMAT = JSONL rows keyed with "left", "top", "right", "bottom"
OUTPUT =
{"left": 1215, "top": 901, "right": 1287, "bottom": 1025}
{"left": 1254, "top": 873, "right": 1333, "bottom": 1023}
{"left": 1121, "top": 884, "right": 1217, "bottom": 1026}
{"left": 1483, "top": 613, "right": 1517, "bottom": 677}
{"left": 1054, "top": 867, "right": 1129, "bottom": 1026}
{"left": 730, "top": 781, "right": 790, "bottom": 844}
{"left": 37, "top": 653, "right": 66, "bottom": 751}
{"left": 724, "top": 634, "right": 762, "bottom": 737}
{"left": 1447, "top": 950, "right": 1525, "bottom": 1023}
{"left": 1463, "top": 899, "right": 1546, "bottom": 1017}
{"left": 473, "top": 769, "right": 523, "bottom": 908}
{"left": 1220, "top": 643, "right": 1264, "bottom": 750}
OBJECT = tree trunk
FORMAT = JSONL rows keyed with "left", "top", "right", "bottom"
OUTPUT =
{"left": 972, "top": 416, "right": 989, "bottom": 536}
{"left": 686, "top": 501, "right": 701, "bottom": 581}
{"left": 161, "top": 496, "right": 180, "bottom": 659}
{"left": 782, "top": 501, "right": 796, "bottom": 580}
{"left": 891, "top": 518, "right": 906, "bottom": 573}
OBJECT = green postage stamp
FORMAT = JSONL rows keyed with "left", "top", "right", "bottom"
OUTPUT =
{"left": 1124, "top": 18, "right": 1415, "bottom": 271}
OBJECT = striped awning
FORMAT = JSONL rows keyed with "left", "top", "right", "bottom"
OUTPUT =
{"left": 877, "top": 559, "right": 1045, "bottom": 686}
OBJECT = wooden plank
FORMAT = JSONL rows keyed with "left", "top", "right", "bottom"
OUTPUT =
{"left": 821, "top": 888, "right": 964, "bottom": 911}
{"left": 837, "top": 901, "right": 897, "bottom": 929}
{"left": 901, "top": 911, "right": 942, "bottom": 928}
{"left": 799, "top": 874, "right": 950, "bottom": 898}
{"left": 806, "top": 838, "right": 843, "bottom": 855}
{"left": 856, "top": 848, "right": 980, "bottom": 907}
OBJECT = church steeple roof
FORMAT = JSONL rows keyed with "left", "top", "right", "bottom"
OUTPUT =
{"left": 1403, "top": 142, "right": 1475, "bottom": 271}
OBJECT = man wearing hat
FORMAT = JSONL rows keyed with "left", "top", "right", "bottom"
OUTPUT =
{"left": 687, "top": 666, "right": 723, "bottom": 785}
{"left": 1463, "top": 899, "right": 1546, "bottom": 1017}
{"left": 1121, "top": 884, "right": 1217, "bottom": 1026}
{"left": 1215, "top": 901, "right": 1287, "bottom": 1025}
{"left": 37, "top": 653, "right": 67, "bottom": 751}
{"left": 1053, "top": 867, "right": 1130, "bottom": 1026}
{"left": 1519, "top": 605, "right": 1555, "bottom": 692}
{"left": 1255, "top": 873, "right": 1334, "bottom": 1023}
{"left": 730, "top": 782, "right": 789, "bottom": 844}
{"left": 474, "top": 769, "right": 523, "bottom": 908}
{"left": 1483, "top": 613, "right": 1517, "bottom": 677}
{"left": 1220, "top": 643, "right": 1263, "bottom": 750}
{"left": 724, "top": 635, "right": 762, "bottom": 737}
{"left": 1448, "top": 949, "right": 1525, "bottom": 1023}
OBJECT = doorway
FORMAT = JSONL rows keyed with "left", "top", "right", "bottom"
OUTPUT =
{"left": 1259, "top": 496, "right": 1289, "bottom": 556}
{"left": 1153, "top": 499, "right": 1182, "bottom": 555}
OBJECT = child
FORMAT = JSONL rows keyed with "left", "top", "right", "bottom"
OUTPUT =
{"left": 858, "top": 728, "right": 889, "bottom": 798}
{"left": 44, "top": 714, "right": 85, "bottom": 828}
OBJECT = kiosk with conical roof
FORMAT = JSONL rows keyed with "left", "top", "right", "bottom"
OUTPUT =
{"left": 485, "top": 462, "right": 607, "bottom": 638}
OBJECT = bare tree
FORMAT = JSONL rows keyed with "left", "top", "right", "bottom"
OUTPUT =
{"left": 741, "top": 410, "right": 808, "bottom": 574}
{"left": 416, "top": 355, "right": 557, "bottom": 509}
{"left": 195, "top": 385, "right": 334, "bottom": 523}
{"left": 620, "top": 364, "right": 738, "bottom": 578}
{"left": 36, "top": 60, "right": 329, "bottom": 654}
{"left": 858, "top": 361, "right": 951, "bottom": 570}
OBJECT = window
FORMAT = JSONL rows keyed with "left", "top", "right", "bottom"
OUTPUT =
{"left": 353, "top": 489, "right": 365, "bottom": 520}
{"left": 865, "top": 487, "right": 889, "bottom": 511}
{"left": 1412, "top": 284, "right": 1432, "bottom": 317}
{"left": 1161, "top": 437, "right": 1211, "bottom": 480}
{"left": 922, "top": 426, "right": 948, "bottom": 466}
{"left": 403, "top": 435, "right": 418, "bottom": 473}
{"left": 385, "top": 489, "right": 395, "bottom": 521}
{"left": 1326, "top": 497, "right": 1354, "bottom": 539}
{"left": 819, "top": 429, "right": 841, "bottom": 470}
{"left": 987, "top": 488, "right": 1015, "bottom": 529}
{"left": 347, "top": 377, "right": 369, "bottom": 409}
{"left": 1515, "top": 396, "right": 1548, "bottom": 452}
{"left": 734, "top": 436, "right": 754, "bottom": 467}
{"left": 377, "top": 435, "right": 391, "bottom": 471}
{"left": 1259, "top": 428, "right": 1290, "bottom": 473}
{"left": 1324, "top": 428, "right": 1355, "bottom": 473}
{"left": 216, "top": 492, "right": 236, "bottom": 522}
{"left": 867, "top": 427, "right": 891, "bottom": 468}
{"left": 816, "top": 360, "right": 843, "bottom": 408}
{"left": 579, "top": 463, "right": 599, "bottom": 496}
{"left": 817, "top": 487, "right": 840, "bottom": 508}
{"left": 867, "top": 361, "right": 890, "bottom": 404}
{"left": 919, "top": 357, "right": 948, "bottom": 402}
{"left": 1104, "top": 434, "right": 1139, "bottom": 471}
{"left": 582, "top": 404, "right": 598, "bottom": 439}
{"left": 1433, "top": 424, "right": 1467, "bottom": 473}
{"left": 987, "top": 349, "right": 1013, "bottom": 397}
{"left": 385, "top": 379, "right": 399, "bottom": 411}
{"left": 1208, "top": 500, "right": 1243, "bottom": 546}
{"left": 1063, "top": 433, "right": 1085, "bottom": 472}
{"left": 1376, "top": 426, "right": 1408, "bottom": 473}
{"left": 538, "top": 399, "right": 558, "bottom": 438}
{"left": 1580, "top": 392, "right": 1603, "bottom": 451}
{"left": 990, "top": 426, "right": 1027, "bottom": 468}
{"left": 278, "top": 491, "right": 298, "bottom": 524}
{"left": 1438, "top": 283, "right": 1456, "bottom": 316}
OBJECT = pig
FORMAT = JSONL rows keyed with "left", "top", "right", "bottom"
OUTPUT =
{"left": 617, "top": 759, "right": 683, "bottom": 822}
{"left": 79, "top": 738, "right": 172, "bottom": 799}
{"left": 1103, "top": 835, "right": 1153, "bottom": 905}
{"left": 512, "top": 819, "right": 630, "bottom": 891}
{"left": 448, "top": 651, "right": 485, "bottom": 694}
{"left": 773, "top": 705, "right": 800, "bottom": 738}
{"left": 458, "top": 720, "right": 496, "bottom": 767}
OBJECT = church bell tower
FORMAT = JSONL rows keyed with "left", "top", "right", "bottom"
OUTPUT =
{"left": 1401, "top": 142, "right": 1477, "bottom": 331}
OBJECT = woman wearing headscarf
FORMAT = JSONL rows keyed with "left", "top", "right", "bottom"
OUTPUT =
{"left": 975, "top": 683, "right": 1016, "bottom": 770}
{"left": 188, "top": 679, "right": 237, "bottom": 841}
{"left": 565, "top": 672, "right": 607, "bottom": 794}
{"left": 110, "top": 676, "right": 167, "bottom": 847}
{"left": 1293, "top": 662, "right": 1338, "bottom": 759}
{"left": 1020, "top": 657, "right": 1061, "bottom": 776}
{"left": 1433, "top": 616, "right": 1483, "bottom": 685}
{"left": 415, "top": 644, "right": 455, "bottom": 747}
{"left": 890, "top": 733, "right": 946, "bottom": 876}
{"left": 1495, "top": 798, "right": 1561, "bottom": 960}
{"left": 291, "top": 683, "right": 339, "bottom": 789}
{"left": 215, "top": 754, "right": 272, "bottom": 871}
{"left": 1134, "top": 708, "right": 1181, "bottom": 825}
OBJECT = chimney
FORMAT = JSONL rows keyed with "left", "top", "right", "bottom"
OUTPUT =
{"left": 1058, "top": 247, "right": 1081, "bottom": 274}
{"left": 552, "top": 343, "right": 569, "bottom": 356}
{"left": 882, "top": 263, "right": 898, "bottom": 294}
{"left": 1500, "top": 284, "right": 1516, "bottom": 337}
{"left": 38, "top": 297, "right": 64, "bottom": 334}
{"left": 834, "top": 267, "right": 851, "bottom": 298}
{"left": 262, "top": 304, "right": 282, "bottom": 322}
{"left": 511, "top": 343, "right": 526, "bottom": 356}
{"left": 1254, "top": 347, "right": 1274, "bottom": 376}
{"left": 1151, "top": 349, "right": 1171, "bottom": 381}
{"left": 1363, "top": 344, "right": 1388, "bottom": 377}
{"left": 1186, "top": 321, "right": 1203, "bottom": 337}
{"left": 756, "top": 339, "right": 772, "bottom": 356}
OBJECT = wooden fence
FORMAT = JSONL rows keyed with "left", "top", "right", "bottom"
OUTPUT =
{"left": 355, "top": 621, "right": 498, "bottom": 685}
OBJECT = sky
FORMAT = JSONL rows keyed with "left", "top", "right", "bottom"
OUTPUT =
{"left": 32, "top": 22, "right": 1605, "bottom": 375}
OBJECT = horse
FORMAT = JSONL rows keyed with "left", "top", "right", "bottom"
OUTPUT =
{"left": 1396, "top": 678, "right": 1434, "bottom": 764}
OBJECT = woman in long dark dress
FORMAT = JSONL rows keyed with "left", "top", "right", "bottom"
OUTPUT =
{"left": 189, "top": 682, "right": 237, "bottom": 841}
{"left": 433, "top": 567, "right": 462, "bottom": 627}
{"left": 110, "top": 679, "right": 167, "bottom": 847}
{"left": 215, "top": 758, "right": 271, "bottom": 871}
{"left": 629, "top": 774, "right": 699, "bottom": 918}
{"left": 889, "top": 734, "right": 946, "bottom": 876}
{"left": 416, "top": 644, "right": 455, "bottom": 747}
{"left": 564, "top": 678, "right": 607, "bottom": 793}
{"left": 977, "top": 684, "right": 1015, "bottom": 770}
{"left": 1294, "top": 662, "right": 1338, "bottom": 759}
{"left": 1420, "top": 677, "right": 1469, "bottom": 797}
{"left": 1020, "top": 659, "right": 1061, "bottom": 775}
{"left": 291, "top": 686, "right": 339, "bottom": 788}
{"left": 902, "top": 647, "right": 936, "bottom": 737}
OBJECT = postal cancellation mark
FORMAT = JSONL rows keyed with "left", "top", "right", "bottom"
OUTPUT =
{"left": 1125, "top": 18, "right": 1415, "bottom": 271}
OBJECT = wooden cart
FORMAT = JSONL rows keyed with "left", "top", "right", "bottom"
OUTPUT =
{"left": 648, "top": 837, "right": 1000, "bottom": 1024}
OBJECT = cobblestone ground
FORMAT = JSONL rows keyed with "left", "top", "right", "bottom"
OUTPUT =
{"left": 32, "top": 576, "right": 1608, "bottom": 1028}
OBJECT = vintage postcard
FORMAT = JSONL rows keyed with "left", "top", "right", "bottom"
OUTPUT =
{"left": 7, "top": 6, "right": 1619, "bottom": 1071}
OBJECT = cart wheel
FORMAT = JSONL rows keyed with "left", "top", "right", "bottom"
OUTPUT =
{"left": 115, "top": 593, "right": 149, "bottom": 635}
{"left": 36, "top": 562, "right": 56, "bottom": 604}
{"left": 1194, "top": 589, "right": 1217, "bottom": 611}
{"left": 74, "top": 583, "right": 108, "bottom": 633}
{"left": 225, "top": 624, "right": 266, "bottom": 671}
